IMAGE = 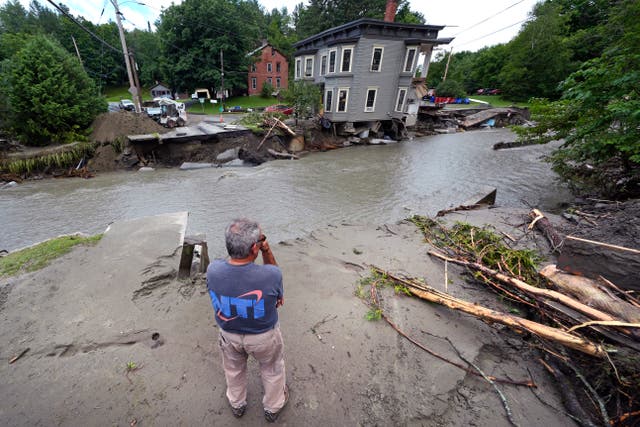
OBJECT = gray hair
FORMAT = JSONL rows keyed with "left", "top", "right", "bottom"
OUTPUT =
{"left": 225, "top": 218, "right": 261, "bottom": 259}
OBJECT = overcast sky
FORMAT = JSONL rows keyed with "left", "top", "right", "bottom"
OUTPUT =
{"left": 13, "top": 0, "right": 540, "bottom": 52}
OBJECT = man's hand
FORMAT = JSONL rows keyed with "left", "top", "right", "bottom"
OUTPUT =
{"left": 259, "top": 237, "right": 277, "bottom": 265}
{"left": 276, "top": 297, "right": 284, "bottom": 308}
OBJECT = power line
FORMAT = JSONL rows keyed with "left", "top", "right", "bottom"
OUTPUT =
{"left": 454, "top": 0, "right": 525, "bottom": 37}
{"left": 44, "top": 0, "right": 122, "bottom": 54}
{"left": 455, "top": 19, "right": 529, "bottom": 48}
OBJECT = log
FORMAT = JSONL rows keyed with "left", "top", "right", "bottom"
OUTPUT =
{"left": 539, "top": 265, "right": 640, "bottom": 323}
{"left": 528, "top": 209, "right": 564, "bottom": 252}
{"left": 267, "top": 148, "right": 299, "bottom": 160}
{"left": 372, "top": 266, "right": 607, "bottom": 358}
{"left": 436, "top": 187, "right": 496, "bottom": 217}
{"left": 428, "top": 250, "right": 618, "bottom": 323}
{"left": 557, "top": 236, "right": 640, "bottom": 291}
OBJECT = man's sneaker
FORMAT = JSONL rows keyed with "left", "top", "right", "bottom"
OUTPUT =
{"left": 231, "top": 403, "right": 246, "bottom": 418}
{"left": 264, "top": 386, "right": 289, "bottom": 423}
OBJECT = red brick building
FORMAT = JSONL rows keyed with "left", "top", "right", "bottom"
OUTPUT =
{"left": 247, "top": 43, "right": 289, "bottom": 96}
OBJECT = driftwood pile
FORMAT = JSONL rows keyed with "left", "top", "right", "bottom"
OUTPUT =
{"left": 366, "top": 211, "right": 639, "bottom": 426}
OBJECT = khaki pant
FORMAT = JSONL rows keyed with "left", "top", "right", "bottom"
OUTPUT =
{"left": 218, "top": 325, "right": 287, "bottom": 412}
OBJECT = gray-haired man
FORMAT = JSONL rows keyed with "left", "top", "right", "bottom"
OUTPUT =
{"left": 206, "top": 218, "right": 288, "bottom": 422}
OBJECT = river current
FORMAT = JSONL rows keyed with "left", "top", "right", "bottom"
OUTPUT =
{"left": 0, "top": 128, "right": 570, "bottom": 256}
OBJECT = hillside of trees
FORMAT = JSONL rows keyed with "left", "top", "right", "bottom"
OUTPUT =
{"left": 0, "top": 0, "right": 638, "bottom": 197}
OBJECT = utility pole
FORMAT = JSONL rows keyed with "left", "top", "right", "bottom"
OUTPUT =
{"left": 220, "top": 49, "right": 225, "bottom": 110}
{"left": 71, "top": 36, "right": 85, "bottom": 72}
{"left": 111, "top": 0, "right": 141, "bottom": 113}
{"left": 129, "top": 49, "right": 143, "bottom": 108}
{"left": 443, "top": 48, "right": 453, "bottom": 82}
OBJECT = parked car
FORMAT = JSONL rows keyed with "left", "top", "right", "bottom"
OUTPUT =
{"left": 264, "top": 104, "right": 293, "bottom": 115}
{"left": 119, "top": 99, "right": 135, "bottom": 111}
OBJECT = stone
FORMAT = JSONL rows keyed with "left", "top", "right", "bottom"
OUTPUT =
{"left": 216, "top": 148, "right": 239, "bottom": 162}
{"left": 179, "top": 162, "right": 213, "bottom": 170}
{"left": 139, "top": 167, "right": 155, "bottom": 172}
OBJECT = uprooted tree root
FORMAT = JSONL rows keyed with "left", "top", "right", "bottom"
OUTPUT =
{"left": 361, "top": 217, "right": 640, "bottom": 426}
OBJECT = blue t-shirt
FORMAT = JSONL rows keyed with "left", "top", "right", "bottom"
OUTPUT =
{"left": 206, "top": 259, "right": 283, "bottom": 334}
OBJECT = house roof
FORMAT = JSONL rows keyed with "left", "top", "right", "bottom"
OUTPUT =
{"left": 150, "top": 82, "right": 170, "bottom": 90}
{"left": 246, "top": 42, "right": 286, "bottom": 58}
{"left": 293, "top": 18, "right": 449, "bottom": 50}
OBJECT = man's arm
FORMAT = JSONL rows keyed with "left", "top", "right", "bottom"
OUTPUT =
{"left": 260, "top": 240, "right": 277, "bottom": 266}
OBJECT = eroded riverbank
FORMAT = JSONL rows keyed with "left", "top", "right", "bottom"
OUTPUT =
{"left": 0, "top": 129, "right": 571, "bottom": 253}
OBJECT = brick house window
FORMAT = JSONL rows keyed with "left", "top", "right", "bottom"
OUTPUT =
{"left": 267, "top": 63, "right": 272, "bottom": 73}
{"left": 251, "top": 77, "right": 257, "bottom": 90}
{"left": 276, "top": 77, "right": 281, "bottom": 88}
{"left": 276, "top": 62, "right": 281, "bottom": 73}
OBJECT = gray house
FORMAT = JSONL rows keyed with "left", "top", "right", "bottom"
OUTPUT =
{"left": 293, "top": 17, "right": 452, "bottom": 128}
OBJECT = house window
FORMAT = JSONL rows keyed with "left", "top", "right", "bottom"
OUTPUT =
{"left": 267, "top": 62, "right": 272, "bottom": 73}
{"left": 267, "top": 77, "right": 272, "bottom": 85}
{"left": 370, "top": 47, "right": 383, "bottom": 72}
{"left": 295, "top": 58, "right": 301, "bottom": 79}
{"left": 276, "top": 77, "right": 281, "bottom": 88}
{"left": 328, "top": 49, "right": 337, "bottom": 73}
{"left": 404, "top": 47, "right": 417, "bottom": 73}
{"left": 251, "top": 64, "right": 256, "bottom": 72}
{"left": 271, "top": 47, "right": 276, "bottom": 56}
{"left": 320, "top": 55, "right": 327, "bottom": 75}
{"left": 337, "top": 88, "right": 349, "bottom": 112}
{"left": 304, "top": 57, "right": 314, "bottom": 77}
{"left": 276, "top": 62, "right": 281, "bottom": 73}
{"left": 341, "top": 46, "right": 353, "bottom": 73}
{"left": 251, "top": 77, "right": 257, "bottom": 90}
{"left": 395, "top": 87, "right": 407, "bottom": 112}
{"left": 365, "top": 87, "right": 377, "bottom": 112}
{"left": 325, "top": 89, "right": 333, "bottom": 112}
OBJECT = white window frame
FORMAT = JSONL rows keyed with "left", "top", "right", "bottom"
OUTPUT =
{"left": 370, "top": 46, "right": 384, "bottom": 72}
{"left": 251, "top": 63, "right": 256, "bottom": 72}
{"left": 304, "top": 56, "right": 314, "bottom": 78}
{"left": 337, "top": 87, "right": 349, "bottom": 112}
{"left": 340, "top": 45, "right": 354, "bottom": 73}
{"left": 295, "top": 58, "right": 302, "bottom": 79}
{"left": 320, "top": 55, "right": 327, "bottom": 76}
{"left": 403, "top": 47, "right": 417, "bottom": 73}
{"left": 325, "top": 89, "right": 333, "bottom": 112}
{"left": 364, "top": 87, "right": 378, "bottom": 112}
{"left": 395, "top": 87, "right": 408, "bottom": 112}
{"left": 267, "top": 62, "right": 272, "bottom": 73}
{"left": 276, "top": 62, "right": 281, "bottom": 73}
{"left": 251, "top": 77, "right": 257, "bottom": 90}
{"left": 328, "top": 49, "right": 337, "bottom": 73}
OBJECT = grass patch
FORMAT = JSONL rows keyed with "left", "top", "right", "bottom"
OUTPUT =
{"left": 102, "top": 86, "right": 154, "bottom": 103}
{"left": 187, "top": 96, "right": 281, "bottom": 115}
{"left": 0, "top": 234, "right": 103, "bottom": 278}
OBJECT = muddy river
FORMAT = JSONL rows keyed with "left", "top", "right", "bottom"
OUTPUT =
{"left": 0, "top": 129, "right": 570, "bottom": 256}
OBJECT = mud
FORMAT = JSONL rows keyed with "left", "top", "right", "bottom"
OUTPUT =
{"left": 0, "top": 209, "right": 578, "bottom": 426}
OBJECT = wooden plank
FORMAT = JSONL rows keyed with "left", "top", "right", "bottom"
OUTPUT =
{"left": 557, "top": 236, "right": 640, "bottom": 291}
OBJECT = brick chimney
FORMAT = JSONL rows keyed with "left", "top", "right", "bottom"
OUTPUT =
{"left": 384, "top": 0, "right": 398, "bottom": 22}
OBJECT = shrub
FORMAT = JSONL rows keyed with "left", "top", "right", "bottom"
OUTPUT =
{"left": 435, "top": 79, "right": 466, "bottom": 98}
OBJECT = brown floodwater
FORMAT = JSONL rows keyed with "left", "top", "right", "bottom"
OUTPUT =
{"left": 0, "top": 128, "right": 571, "bottom": 256}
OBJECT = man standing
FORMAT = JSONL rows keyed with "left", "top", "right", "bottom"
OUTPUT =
{"left": 207, "top": 218, "right": 288, "bottom": 422}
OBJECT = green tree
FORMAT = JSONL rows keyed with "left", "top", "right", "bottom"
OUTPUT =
{"left": 283, "top": 80, "right": 321, "bottom": 118}
{"left": 516, "top": 0, "right": 640, "bottom": 197}
{"left": 294, "top": 0, "right": 424, "bottom": 39}
{"left": 7, "top": 35, "right": 106, "bottom": 145}
{"left": 500, "top": 2, "right": 575, "bottom": 101}
{"left": 435, "top": 79, "right": 466, "bottom": 98}
{"left": 157, "top": 0, "right": 265, "bottom": 96}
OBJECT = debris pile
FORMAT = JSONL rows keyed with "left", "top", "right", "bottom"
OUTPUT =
{"left": 358, "top": 202, "right": 640, "bottom": 426}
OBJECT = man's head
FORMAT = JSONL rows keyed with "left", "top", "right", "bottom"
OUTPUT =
{"left": 225, "top": 218, "right": 261, "bottom": 259}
